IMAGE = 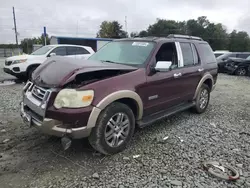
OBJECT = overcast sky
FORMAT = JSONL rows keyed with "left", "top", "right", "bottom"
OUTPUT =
{"left": 0, "top": 0, "right": 250, "bottom": 44}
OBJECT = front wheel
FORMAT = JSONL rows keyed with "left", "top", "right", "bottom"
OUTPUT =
{"left": 192, "top": 84, "right": 210, "bottom": 114}
{"left": 235, "top": 67, "right": 247, "bottom": 76}
{"left": 88, "top": 102, "right": 135, "bottom": 155}
{"left": 27, "top": 66, "right": 37, "bottom": 80}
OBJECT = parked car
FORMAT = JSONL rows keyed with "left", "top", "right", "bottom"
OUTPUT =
{"left": 217, "top": 52, "right": 250, "bottom": 73}
{"left": 20, "top": 34, "right": 217, "bottom": 155}
{"left": 214, "top": 50, "right": 230, "bottom": 58}
{"left": 224, "top": 55, "right": 250, "bottom": 76}
{"left": 3, "top": 44, "right": 95, "bottom": 80}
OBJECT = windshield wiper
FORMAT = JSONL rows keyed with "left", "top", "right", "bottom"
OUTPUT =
{"left": 101, "top": 60, "right": 120, "bottom": 64}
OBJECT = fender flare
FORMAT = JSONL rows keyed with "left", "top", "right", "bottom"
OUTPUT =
{"left": 86, "top": 90, "right": 143, "bottom": 129}
{"left": 193, "top": 73, "right": 214, "bottom": 99}
{"left": 96, "top": 90, "right": 143, "bottom": 120}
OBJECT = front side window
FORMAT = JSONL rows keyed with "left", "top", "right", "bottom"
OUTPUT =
{"left": 180, "top": 42, "right": 194, "bottom": 66}
{"left": 88, "top": 41, "right": 155, "bottom": 66}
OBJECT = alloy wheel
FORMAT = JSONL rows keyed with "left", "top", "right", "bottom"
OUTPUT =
{"left": 104, "top": 112, "right": 130, "bottom": 148}
{"left": 237, "top": 68, "right": 246, "bottom": 76}
{"left": 199, "top": 89, "right": 209, "bottom": 109}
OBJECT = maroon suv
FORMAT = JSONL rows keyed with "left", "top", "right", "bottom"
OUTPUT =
{"left": 20, "top": 34, "right": 218, "bottom": 155}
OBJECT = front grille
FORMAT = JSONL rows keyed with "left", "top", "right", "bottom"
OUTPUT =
{"left": 5, "top": 60, "right": 12, "bottom": 66}
{"left": 31, "top": 85, "right": 49, "bottom": 101}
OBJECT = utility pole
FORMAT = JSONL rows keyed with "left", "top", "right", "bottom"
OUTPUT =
{"left": 12, "top": 7, "right": 18, "bottom": 47}
{"left": 125, "top": 16, "right": 127, "bottom": 34}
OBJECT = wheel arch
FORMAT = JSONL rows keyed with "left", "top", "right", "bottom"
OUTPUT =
{"left": 193, "top": 73, "right": 214, "bottom": 99}
{"left": 26, "top": 64, "right": 40, "bottom": 76}
{"left": 96, "top": 90, "right": 143, "bottom": 120}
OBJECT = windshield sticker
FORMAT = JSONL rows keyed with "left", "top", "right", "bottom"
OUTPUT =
{"left": 132, "top": 42, "right": 149, "bottom": 47}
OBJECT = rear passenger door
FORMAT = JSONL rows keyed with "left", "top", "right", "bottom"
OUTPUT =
{"left": 176, "top": 42, "right": 203, "bottom": 101}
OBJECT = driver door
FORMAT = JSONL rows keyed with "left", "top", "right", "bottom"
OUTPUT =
{"left": 141, "top": 42, "right": 184, "bottom": 116}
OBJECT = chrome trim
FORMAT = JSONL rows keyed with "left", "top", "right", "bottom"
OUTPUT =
{"left": 20, "top": 102, "right": 91, "bottom": 138}
{"left": 175, "top": 42, "right": 184, "bottom": 67}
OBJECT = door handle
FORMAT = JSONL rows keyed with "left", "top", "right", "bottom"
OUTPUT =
{"left": 198, "top": 68, "right": 204, "bottom": 72}
{"left": 173, "top": 73, "right": 182, "bottom": 78}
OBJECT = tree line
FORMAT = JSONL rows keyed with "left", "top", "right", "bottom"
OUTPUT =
{"left": 5, "top": 16, "right": 250, "bottom": 53}
{"left": 97, "top": 16, "right": 250, "bottom": 52}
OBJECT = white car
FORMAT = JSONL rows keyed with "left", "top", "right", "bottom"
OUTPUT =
{"left": 3, "top": 44, "right": 95, "bottom": 79}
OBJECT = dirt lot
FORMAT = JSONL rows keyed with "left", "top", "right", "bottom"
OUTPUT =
{"left": 0, "top": 58, "right": 250, "bottom": 188}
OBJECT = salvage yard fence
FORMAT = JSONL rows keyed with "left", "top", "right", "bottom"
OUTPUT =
{"left": 0, "top": 48, "right": 23, "bottom": 57}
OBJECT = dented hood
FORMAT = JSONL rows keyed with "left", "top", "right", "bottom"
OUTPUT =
{"left": 32, "top": 56, "right": 137, "bottom": 88}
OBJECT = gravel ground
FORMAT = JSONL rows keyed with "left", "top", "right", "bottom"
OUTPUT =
{"left": 0, "top": 57, "right": 250, "bottom": 188}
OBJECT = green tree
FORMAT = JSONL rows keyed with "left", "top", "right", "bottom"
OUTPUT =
{"left": 20, "top": 34, "right": 50, "bottom": 54}
{"left": 130, "top": 32, "right": 139, "bottom": 37}
{"left": 228, "top": 30, "right": 250, "bottom": 52}
{"left": 97, "top": 21, "right": 128, "bottom": 38}
{"left": 147, "top": 19, "right": 185, "bottom": 36}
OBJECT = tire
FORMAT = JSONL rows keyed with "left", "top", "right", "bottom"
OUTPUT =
{"left": 235, "top": 67, "right": 247, "bottom": 76}
{"left": 27, "top": 66, "right": 37, "bottom": 80}
{"left": 192, "top": 84, "right": 210, "bottom": 114}
{"left": 88, "top": 102, "right": 135, "bottom": 155}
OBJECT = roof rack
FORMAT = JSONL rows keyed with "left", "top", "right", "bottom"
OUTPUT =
{"left": 167, "top": 34, "right": 203, "bottom": 41}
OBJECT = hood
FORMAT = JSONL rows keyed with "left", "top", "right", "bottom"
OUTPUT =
{"left": 6, "top": 54, "right": 46, "bottom": 61}
{"left": 32, "top": 56, "right": 138, "bottom": 88}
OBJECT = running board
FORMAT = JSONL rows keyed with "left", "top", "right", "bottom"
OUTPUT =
{"left": 137, "top": 102, "right": 195, "bottom": 128}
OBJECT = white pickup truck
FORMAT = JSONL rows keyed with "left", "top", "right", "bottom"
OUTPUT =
{"left": 3, "top": 44, "right": 95, "bottom": 79}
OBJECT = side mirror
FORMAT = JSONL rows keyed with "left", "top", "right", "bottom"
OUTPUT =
{"left": 49, "top": 52, "right": 56, "bottom": 57}
{"left": 155, "top": 61, "right": 172, "bottom": 72}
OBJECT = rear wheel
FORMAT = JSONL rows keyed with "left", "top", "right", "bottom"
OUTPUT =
{"left": 88, "top": 102, "right": 135, "bottom": 155}
{"left": 192, "top": 84, "right": 210, "bottom": 114}
{"left": 235, "top": 67, "right": 247, "bottom": 76}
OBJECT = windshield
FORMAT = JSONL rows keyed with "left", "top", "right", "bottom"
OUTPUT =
{"left": 88, "top": 41, "right": 155, "bottom": 66}
{"left": 31, "top": 46, "right": 54, "bottom": 55}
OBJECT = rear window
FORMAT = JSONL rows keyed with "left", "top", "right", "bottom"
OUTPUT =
{"left": 198, "top": 43, "right": 216, "bottom": 63}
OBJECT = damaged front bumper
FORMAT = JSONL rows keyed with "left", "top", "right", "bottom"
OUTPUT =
{"left": 20, "top": 102, "right": 92, "bottom": 138}
{"left": 20, "top": 81, "right": 94, "bottom": 139}
{"left": 224, "top": 65, "right": 237, "bottom": 74}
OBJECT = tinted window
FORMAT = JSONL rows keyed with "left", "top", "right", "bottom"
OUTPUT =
{"left": 191, "top": 44, "right": 199, "bottom": 64}
{"left": 236, "top": 53, "right": 250, "bottom": 59}
{"left": 198, "top": 43, "right": 216, "bottom": 63}
{"left": 66, "top": 47, "right": 77, "bottom": 55}
{"left": 217, "top": 53, "right": 236, "bottom": 60}
{"left": 180, "top": 43, "right": 194, "bottom": 66}
{"left": 77, "top": 47, "right": 90, "bottom": 54}
{"left": 51, "top": 47, "right": 67, "bottom": 56}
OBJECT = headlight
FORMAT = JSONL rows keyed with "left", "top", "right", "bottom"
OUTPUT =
{"left": 54, "top": 89, "right": 94, "bottom": 109}
{"left": 234, "top": 65, "right": 238, "bottom": 68}
{"left": 11, "top": 59, "right": 27, "bottom": 65}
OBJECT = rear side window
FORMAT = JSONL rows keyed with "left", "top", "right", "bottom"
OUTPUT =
{"left": 66, "top": 47, "right": 77, "bottom": 55}
{"left": 198, "top": 43, "right": 216, "bottom": 63}
{"left": 180, "top": 42, "right": 194, "bottom": 66}
{"left": 236, "top": 53, "right": 250, "bottom": 59}
{"left": 51, "top": 47, "right": 67, "bottom": 56}
{"left": 77, "top": 47, "right": 90, "bottom": 55}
